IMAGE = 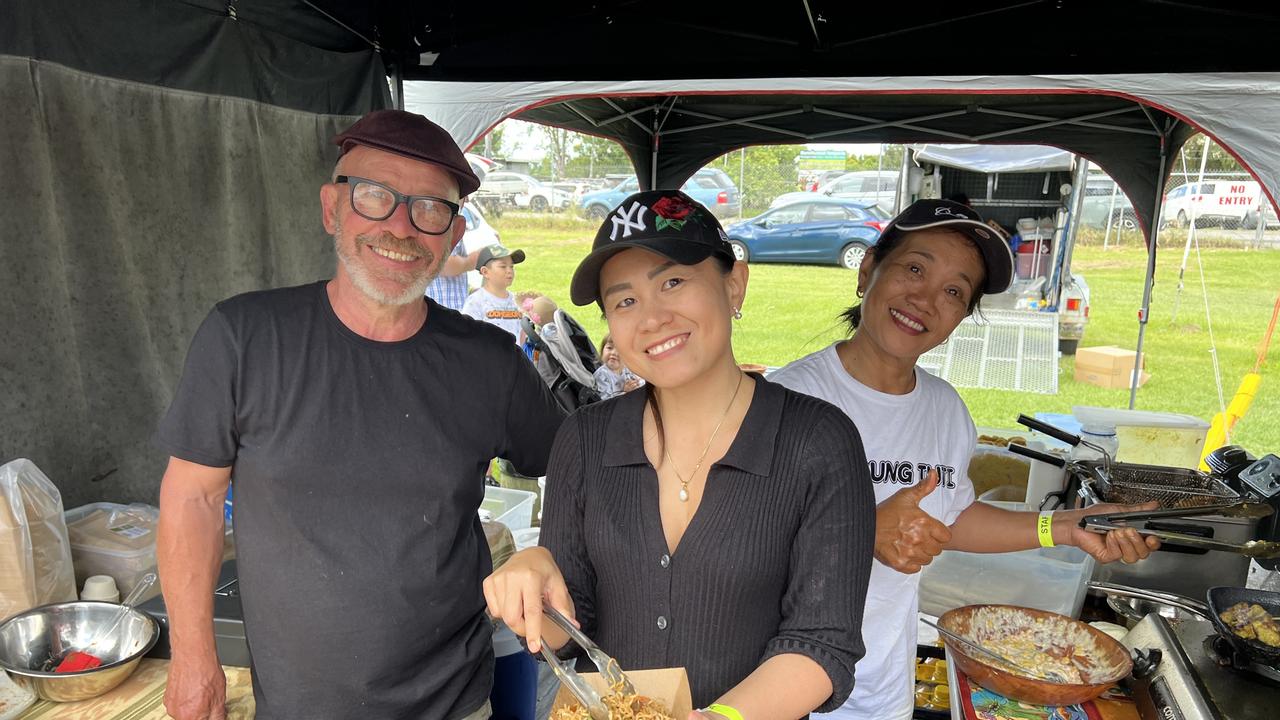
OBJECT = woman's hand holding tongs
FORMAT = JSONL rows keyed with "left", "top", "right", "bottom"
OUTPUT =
{"left": 483, "top": 547, "right": 578, "bottom": 653}
{"left": 1055, "top": 501, "right": 1162, "bottom": 564}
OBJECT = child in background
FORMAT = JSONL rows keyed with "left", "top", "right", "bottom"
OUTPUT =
{"left": 593, "top": 333, "right": 643, "bottom": 399}
{"left": 462, "top": 244, "right": 525, "bottom": 342}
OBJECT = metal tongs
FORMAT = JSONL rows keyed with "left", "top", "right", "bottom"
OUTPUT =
{"left": 1079, "top": 503, "right": 1280, "bottom": 558}
{"left": 539, "top": 605, "right": 636, "bottom": 720}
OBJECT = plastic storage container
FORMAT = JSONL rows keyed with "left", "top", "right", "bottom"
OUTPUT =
{"left": 918, "top": 502, "right": 1095, "bottom": 619}
{"left": 480, "top": 487, "right": 537, "bottom": 532}
{"left": 63, "top": 502, "right": 159, "bottom": 597}
{"left": 511, "top": 527, "right": 541, "bottom": 552}
{"left": 1070, "top": 423, "right": 1119, "bottom": 462}
{"left": 972, "top": 428, "right": 1067, "bottom": 508}
{"left": 1072, "top": 406, "right": 1209, "bottom": 469}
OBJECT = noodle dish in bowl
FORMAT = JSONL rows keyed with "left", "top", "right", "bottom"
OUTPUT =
{"left": 937, "top": 604, "right": 1132, "bottom": 706}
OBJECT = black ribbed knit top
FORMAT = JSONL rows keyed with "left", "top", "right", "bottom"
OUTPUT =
{"left": 540, "top": 374, "right": 875, "bottom": 712}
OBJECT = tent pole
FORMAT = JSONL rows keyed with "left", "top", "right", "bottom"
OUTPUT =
{"left": 896, "top": 146, "right": 912, "bottom": 213}
{"left": 650, "top": 112, "right": 659, "bottom": 190}
{"left": 389, "top": 62, "right": 404, "bottom": 110}
{"left": 1053, "top": 157, "right": 1090, "bottom": 309}
{"left": 1104, "top": 182, "right": 1119, "bottom": 249}
{"left": 739, "top": 148, "right": 746, "bottom": 216}
{"left": 1173, "top": 135, "right": 1211, "bottom": 324}
{"left": 1130, "top": 128, "right": 1172, "bottom": 409}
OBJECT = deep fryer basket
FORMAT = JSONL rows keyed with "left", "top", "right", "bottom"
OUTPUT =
{"left": 1009, "top": 414, "right": 1239, "bottom": 508}
{"left": 1083, "top": 462, "right": 1239, "bottom": 508}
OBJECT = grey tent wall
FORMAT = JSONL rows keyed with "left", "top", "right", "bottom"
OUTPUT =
{"left": 1, "top": 56, "right": 359, "bottom": 508}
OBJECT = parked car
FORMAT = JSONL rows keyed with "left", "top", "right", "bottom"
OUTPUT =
{"left": 1160, "top": 179, "right": 1276, "bottom": 229}
{"left": 771, "top": 170, "right": 900, "bottom": 213}
{"left": 802, "top": 169, "right": 849, "bottom": 191}
{"left": 1079, "top": 175, "right": 1138, "bottom": 230}
{"left": 1246, "top": 199, "right": 1280, "bottom": 230}
{"left": 578, "top": 168, "right": 741, "bottom": 220}
{"left": 549, "top": 181, "right": 591, "bottom": 203}
{"left": 479, "top": 171, "right": 572, "bottom": 212}
{"left": 460, "top": 203, "right": 499, "bottom": 290}
{"left": 725, "top": 199, "right": 887, "bottom": 269}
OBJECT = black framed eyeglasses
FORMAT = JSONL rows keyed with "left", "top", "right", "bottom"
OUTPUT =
{"left": 335, "top": 175, "right": 461, "bottom": 235}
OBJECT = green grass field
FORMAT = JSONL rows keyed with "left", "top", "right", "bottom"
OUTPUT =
{"left": 496, "top": 212, "right": 1280, "bottom": 453}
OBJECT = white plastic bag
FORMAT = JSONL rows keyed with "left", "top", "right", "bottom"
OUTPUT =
{"left": 0, "top": 458, "right": 77, "bottom": 621}
{"left": 0, "top": 668, "right": 36, "bottom": 719}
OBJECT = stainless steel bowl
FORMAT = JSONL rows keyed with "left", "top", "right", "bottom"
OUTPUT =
{"left": 1090, "top": 581, "right": 1211, "bottom": 630}
{"left": 0, "top": 601, "right": 159, "bottom": 702}
{"left": 1106, "top": 595, "right": 1205, "bottom": 629}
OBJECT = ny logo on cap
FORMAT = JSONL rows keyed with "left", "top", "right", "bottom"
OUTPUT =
{"left": 610, "top": 202, "right": 649, "bottom": 241}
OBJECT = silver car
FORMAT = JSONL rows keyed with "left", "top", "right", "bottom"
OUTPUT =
{"left": 771, "top": 170, "right": 900, "bottom": 213}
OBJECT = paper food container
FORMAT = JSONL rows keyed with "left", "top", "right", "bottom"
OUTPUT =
{"left": 550, "top": 667, "right": 692, "bottom": 718}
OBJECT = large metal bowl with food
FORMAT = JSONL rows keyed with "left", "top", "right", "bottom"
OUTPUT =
{"left": 938, "top": 604, "right": 1133, "bottom": 706}
{"left": 0, "top": 601, "right": 159, "bottom": 702}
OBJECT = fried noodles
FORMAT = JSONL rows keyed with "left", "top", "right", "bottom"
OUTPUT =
{"left": 550, "top": 682, "right": 677, "bottom": 720}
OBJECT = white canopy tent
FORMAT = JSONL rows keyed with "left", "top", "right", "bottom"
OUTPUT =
{"left": 911, "top": 144, "right": 1075, "bottom": 174}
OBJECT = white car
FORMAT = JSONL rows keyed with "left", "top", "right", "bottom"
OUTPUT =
{"left": 771, "top": 170, "right": 900, "bottom": 213}
{"left": 1161, "top": 179, "right": 1277, "bottom": 229}
{"left": 461, "top": 203, "right": 500, "bottom": 290}
{"left": 479, "top": 171, "right": 572, "bottom": 212}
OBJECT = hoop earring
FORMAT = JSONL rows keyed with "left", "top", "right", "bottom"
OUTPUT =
{"left": 731, "top": 307, "right": 743, "bottom": 320}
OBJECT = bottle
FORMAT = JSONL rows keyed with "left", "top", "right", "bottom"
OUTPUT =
{"left": 1071, "top": 423, "right": 1119, "bottom": 463}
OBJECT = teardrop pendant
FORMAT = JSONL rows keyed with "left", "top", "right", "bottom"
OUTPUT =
{"left": 678, "top": 486, "right": 690, "bottom": 502}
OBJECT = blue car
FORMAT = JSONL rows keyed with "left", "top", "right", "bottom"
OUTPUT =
{"left": 726, "top": 199, "right": 887, "bottom": 269}
{"left": 579, "top": 168, "right": 741, "bottom": 220}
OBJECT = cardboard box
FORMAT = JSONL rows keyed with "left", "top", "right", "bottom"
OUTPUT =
{"left": 551, "top": 667, "right": 692, "bottom": 719}
{"left": 1074, "top": 346, "right": 1150, "bottom": 389}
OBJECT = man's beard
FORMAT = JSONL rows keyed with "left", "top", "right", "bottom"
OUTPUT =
{"left": 333, "top": 221, "right": 441, "bottom": 306}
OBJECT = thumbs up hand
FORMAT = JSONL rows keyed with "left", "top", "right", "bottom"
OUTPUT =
{"left": 874, "top": 469, "right": 953, "bottom": 574}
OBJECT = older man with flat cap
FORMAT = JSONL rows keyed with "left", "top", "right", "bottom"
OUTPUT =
{"left": 155, "top": 109, "right": 565, "bottom": 720}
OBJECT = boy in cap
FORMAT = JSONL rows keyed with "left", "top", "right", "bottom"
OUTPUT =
{"left": 155, "top": 109, "right": 563, "bottom": 720}
{"left": 462, "top": 244, "right": 526, "bottom": 342}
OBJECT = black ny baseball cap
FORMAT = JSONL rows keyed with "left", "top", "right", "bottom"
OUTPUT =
{"left": 475, "top": 244, "right": 526, "bottom": 271}
{"left": 881, "top": 199, "right": 1015, "bottom": 294}
{"left": 570, "top": 190, "right": 735, "bottom": 305}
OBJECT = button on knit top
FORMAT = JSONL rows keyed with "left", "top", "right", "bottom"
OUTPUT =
{"left": 539, "top": 374, "right": 876, "bottom": 711}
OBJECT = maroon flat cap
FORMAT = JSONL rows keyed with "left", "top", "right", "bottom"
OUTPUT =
{"left": 333, "top": 109, "right": 480, "bottom": 197}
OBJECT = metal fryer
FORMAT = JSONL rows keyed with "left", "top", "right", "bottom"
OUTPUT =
{"left": 1077, "top": 461, "right": 1240, "bottom": 508}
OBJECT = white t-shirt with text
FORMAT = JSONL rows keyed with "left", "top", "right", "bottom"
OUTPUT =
{"left": 461, "top": 288, "right": 522, "bottom": 343}
{"left": 770, "top": 342, "right": 977, "bottom": 720}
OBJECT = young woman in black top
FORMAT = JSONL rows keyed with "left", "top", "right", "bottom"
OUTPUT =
{"left": 484, "top": 190, "right": 876, "bottom": 719}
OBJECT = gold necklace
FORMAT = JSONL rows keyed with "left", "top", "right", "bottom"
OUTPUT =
{"left": 662, "top": 372, "right": 745, "bottom": 502}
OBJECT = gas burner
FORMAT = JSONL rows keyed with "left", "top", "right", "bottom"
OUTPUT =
{"left": 1203, "top": 634, "right": 1280, "bottom": 685}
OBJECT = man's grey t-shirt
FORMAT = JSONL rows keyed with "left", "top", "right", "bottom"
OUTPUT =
{"left": 155, "top": 282, "right": 564, "bottom": 720}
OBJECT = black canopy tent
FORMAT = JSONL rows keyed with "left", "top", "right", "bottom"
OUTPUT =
{"left": 4, "top": 0, "right": 1280, "bottom": 505}
{"left": 513, "top": 91, "right": 1194, "bottom": 237}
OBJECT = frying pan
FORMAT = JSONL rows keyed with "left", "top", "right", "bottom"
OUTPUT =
{"left": 1206, "top": 585, "right": 1280, "bottom": 667}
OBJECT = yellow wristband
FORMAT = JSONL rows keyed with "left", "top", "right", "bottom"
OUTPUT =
{"left": 1037, "top": 511, "right": 1055, "bottom": 547}
{"left": 703, "top": 703, "right": 745, "bottom": 720}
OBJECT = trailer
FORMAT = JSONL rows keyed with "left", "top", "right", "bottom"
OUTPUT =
{"left": 907, "top": 144, "right": 1096, "bottom": 355}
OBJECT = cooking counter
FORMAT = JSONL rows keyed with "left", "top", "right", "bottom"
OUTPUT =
{"left": 14, "top": 660, "right": 254, "bottom": 719}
